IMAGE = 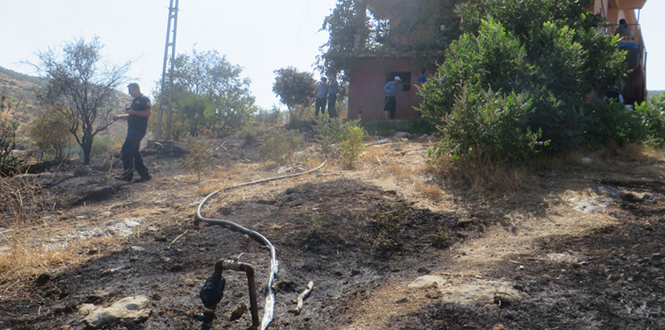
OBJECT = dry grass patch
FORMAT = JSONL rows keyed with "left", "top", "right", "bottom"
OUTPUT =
{"left": 0, "top": 175, "right": 52, "bottom": 227}
{"left": 414, "top": 182, "right": 444, "bottom": 201}
{"left": 0, "top": 231, "right": 120, "bottom": 284}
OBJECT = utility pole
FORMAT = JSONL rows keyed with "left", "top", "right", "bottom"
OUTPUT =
{"left": 156, "top": 0, "right": 179, "bottom": 140}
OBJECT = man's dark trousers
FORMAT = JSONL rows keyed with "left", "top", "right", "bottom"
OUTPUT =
{"left": 120, "top": 128, "right": 149, "bottom": 181}
{"left": 327, "top": 95, "right": 337, "bottom": 118}
{"left": 315, "top": 97, "right": 327, "bottom": 116}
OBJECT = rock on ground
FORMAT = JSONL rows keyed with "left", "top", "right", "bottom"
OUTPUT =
{"left": 80, "top": 295, "right": 151, "bottom": 328}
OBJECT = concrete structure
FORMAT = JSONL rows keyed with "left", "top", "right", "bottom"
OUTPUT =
{"left": 587, "top": 0, "right": 648, "bottom": 104}
{"left": 587, "top": 0, "right": 646, "bottom": 25}
{"left": 347, "top": 55, "right": 435, "bottom": 120}
{"left": 346, "top": 0, "right": 649, "bottom": 120}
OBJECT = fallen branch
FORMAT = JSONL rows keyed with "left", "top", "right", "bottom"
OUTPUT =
{"left": 292, "top": 281, "right": 314, "bottom": 315}
{"left": 170, "top": 230, "right": 189, "bottom": 245}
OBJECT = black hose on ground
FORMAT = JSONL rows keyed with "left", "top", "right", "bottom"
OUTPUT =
{"left": 195, "top": 161, "right": 326, "bottom": 330}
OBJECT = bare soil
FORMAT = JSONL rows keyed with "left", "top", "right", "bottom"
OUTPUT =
{"left": 1, "top": 131, "right": 665, "bottom": 330}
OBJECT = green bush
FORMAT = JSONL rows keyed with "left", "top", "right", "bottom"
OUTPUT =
{"left": 431, "top": 86, "right": 543, "bottom": 166}
{"left": 420, "top": 1, "right": 627, "bottom": 165}
{"left": 369, "top": 202, "right": 406, "bottom": 251}
{"left": 581, "top": 101, "right": 644, "bottom": 148}
{"left": 339, "top": 124, "right": 366, "bottom": 168}
{"left": 634, "top": 94, "right": 665, "bottom": 147}
{"left": 182, "top": 137, "right": 212, "bottom": 182}
{"left": 313, "top": 115, "right": 346, "bottom": 156}
{"left": 255, "top": 106, "right": 285, "bottom": 125}
{"left": 259, "top": 127, "right": 303, "bottom": 164}
{"left": 431, "top": 228, "right": 453, "bottom": 249}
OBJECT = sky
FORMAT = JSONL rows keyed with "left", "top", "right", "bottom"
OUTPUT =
{"left": 1, "top": 0, "right": 663, "bottom": 110}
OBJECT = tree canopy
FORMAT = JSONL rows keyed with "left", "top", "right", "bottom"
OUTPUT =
{"left": 36, "top": 37, "right": 129, "bottom": 165}
{"left": 272, "top": 67, "right": 316, "bottom": 121}
{"left": 317, "top": 0, "right": 460, "bottom": 75}
{"left": 161, "top": 49, "right": 257, "bottom": 136}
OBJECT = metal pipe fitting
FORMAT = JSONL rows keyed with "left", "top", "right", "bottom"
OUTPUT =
{"left": 221, "top": 259, "right": 259, "bottom": 329}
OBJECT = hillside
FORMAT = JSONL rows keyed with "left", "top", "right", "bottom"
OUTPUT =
{"left": 1, "top": 130, "right": 665, "bottom": 329}
{"left": 648, "top": 90, "right": 664, "bottom": 97}
{"left": 0, "top": 66, "right": 47, "bottom": 138}
{"left": 0, "top": 66, "right": 134, "bottom": 143}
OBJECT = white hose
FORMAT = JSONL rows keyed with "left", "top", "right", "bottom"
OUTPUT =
{"left": 195, "top": 161, "right": 326, "bottom": 330}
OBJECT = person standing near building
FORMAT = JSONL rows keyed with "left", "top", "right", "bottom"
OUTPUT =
{"left": 314, "top": 77, "right": 330, "bottom": 117}
{"left": 384, "top": 76, "right": 401, "bottom": 120}
{"left": 113, "top": 83, "right": 152, "bottom": 183}
{"left": 327, "top": 74, "right": 339, "bottom": 118}
{"left": 418, "top": 68, "right": 427, "bottom": 87}
{"left": 615, "top": 18, "right": 634, "bottom": 37}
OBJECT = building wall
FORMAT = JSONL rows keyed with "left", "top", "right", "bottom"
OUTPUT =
{"left": 347, "top": 57, "right": 433, "bottom": 120}
{"left": 589, "top": 0, "right": 642, "bottom": 24}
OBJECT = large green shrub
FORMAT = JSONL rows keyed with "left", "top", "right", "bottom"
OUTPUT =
{"left": 432, "top": 86, "right": 543, "bottom": 166}
{"left": 420, "top": 0, "right": 627, "bottom": 164}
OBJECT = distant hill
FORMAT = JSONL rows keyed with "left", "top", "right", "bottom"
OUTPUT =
{"left": 0, "top": 66, "right": 131, "bottom": 142}
{"left": 648, "top": 90, "right": 664, "bottom": 97}
{"left": 0, "top": 67, "right": 48, "bottom": 139}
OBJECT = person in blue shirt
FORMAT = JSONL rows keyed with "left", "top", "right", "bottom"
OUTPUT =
{"left": 113, "top": 83, "right": 152, "bottom": 183}
{"left": 327, "top": 75, "right": 339, "bottom": 118}
{"left": 384, "top": 76, "right": 401, "bottom": 119}
{"left": 416, "top": 68, "right": 428, "bottom": 111}
{"left": 418, "top": 68, "right": 427, "bottom": 86}
{"left": 314, "top": 77, "right": 330, "bottom": 117}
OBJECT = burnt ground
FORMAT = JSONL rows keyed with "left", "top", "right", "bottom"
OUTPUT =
{"left": 2, "top": 133, "right": 665, "bottom": 330}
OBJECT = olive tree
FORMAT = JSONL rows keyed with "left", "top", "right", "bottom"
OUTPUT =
{"left": 36, "top": 37, "right": 129, "bottom": 165}
{"left": 272, "top": 67, "right": 316, "bottom": 122}
{"left": 159, "top": 49, "right": 257, "bottom": 136}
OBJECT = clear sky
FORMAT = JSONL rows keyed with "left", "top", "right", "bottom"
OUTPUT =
{"left": 1, "top": 0, "right": 663, "bottom": 110}
{"left": 1, "top": 0, "right": 338, "bottom": 109}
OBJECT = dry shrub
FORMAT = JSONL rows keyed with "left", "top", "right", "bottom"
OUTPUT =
{"left": 0, "top": 176, "right": 52, "bottom": 227}
{"left": 361, "top": 146, "right": 384, "bottom": 166}
{"left": 427, "top": 153, "right": 536, "bottom": 193}
{"left": 415, "top": 182, "right": 444, "bottom": 201}
{"left": 593, "top": 143, "right": 652, "bottom": 164}
{"left": 385, "top": 160, "right": 415, "bottom": 181}
{"left": 0, "top": 231, "right": 118, "bottom": 283}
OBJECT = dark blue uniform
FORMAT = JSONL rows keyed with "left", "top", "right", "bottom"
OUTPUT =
{"left": 120, "top": 95, "right": 151, "bottom": 181}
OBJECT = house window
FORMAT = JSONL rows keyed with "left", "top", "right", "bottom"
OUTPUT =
{"left": 386, "top": 72, "right": 411, "bottom": 91}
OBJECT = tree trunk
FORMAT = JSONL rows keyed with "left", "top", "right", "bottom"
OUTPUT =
{"left": 81, "top": 134, "right": 94, "bottom": 165}
{"left": 353, "top": 0, "right": 368, "bottom": 52}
